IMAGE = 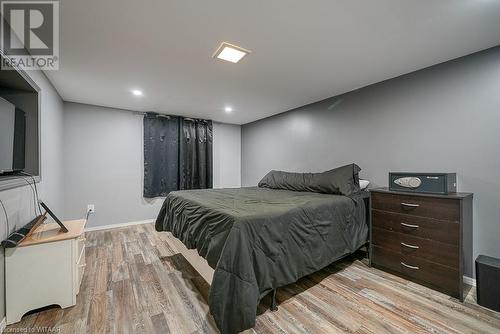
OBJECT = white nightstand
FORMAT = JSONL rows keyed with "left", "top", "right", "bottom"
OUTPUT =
{"left": 5, "top": 219, "right": 87, "bottom": 325}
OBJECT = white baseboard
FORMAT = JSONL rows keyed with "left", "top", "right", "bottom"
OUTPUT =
{"left": 84, "top": 219, "right": 154, "bottom": 232}
{"left": 0, "top": 317, "right": 6, "bottom": 333}
{"left": 464, "top": 275, "right": 476, "bottom": 287}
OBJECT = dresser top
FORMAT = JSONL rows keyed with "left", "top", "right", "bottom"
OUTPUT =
{"left": 370, "top": 187, "right": 473, "bottom": 199}
{"left": 19, "top": 219, "right": 86, "bottom": 247}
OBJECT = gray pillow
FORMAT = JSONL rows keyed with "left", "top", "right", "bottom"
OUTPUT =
{"left": 258, "top": 163, "right": 361, "bottom": 196}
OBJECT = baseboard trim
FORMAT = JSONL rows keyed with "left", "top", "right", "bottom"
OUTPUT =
{"left": 84, "top": 219, "right": 154, "bottom": 232}
{"left": 464, "top": 275, "right": 476, "bottom": 287}
{"left": 0, "top": 317, "right": 6, "bottom": 333}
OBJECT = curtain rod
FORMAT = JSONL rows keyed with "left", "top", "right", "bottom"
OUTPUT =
{"left": 134, "top": 111, "right": 171, "bottom": 119}
{"left": 134, "top": 112, "right": 199, "bottom": 122}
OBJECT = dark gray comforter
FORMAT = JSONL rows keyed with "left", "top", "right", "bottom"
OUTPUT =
{"left": 155, "top": 187, "right": 368, "bottom": 334}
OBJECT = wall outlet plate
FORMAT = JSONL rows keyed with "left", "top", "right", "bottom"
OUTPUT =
{"left": 87, "top": 204, "right": 95, "bottom": 213}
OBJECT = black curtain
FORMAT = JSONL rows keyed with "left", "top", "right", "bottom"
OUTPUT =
{"left": 179, "top": 118, "right": 213, "bottom": 190}
{"left": 143, "top": 113, "right": 213, "bottom": 198}
{"left": 143, "top": 113, "right": 180, "bottom": 197}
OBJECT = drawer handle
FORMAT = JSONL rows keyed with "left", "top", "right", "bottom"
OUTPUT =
{"left": 401, "top": 222, "right": 419, "bottom": 229}
{"left": 401, "top": 262, "right": 419, "bottom": 270}
{"left": 401, "top": 202, "right": 420, "bottom": 209}
{"left": 401, "top": 242, "right": 419, "bottom": 249}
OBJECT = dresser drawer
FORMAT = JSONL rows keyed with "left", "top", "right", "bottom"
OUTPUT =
{"left": 372, "top": 209, "right": 459, "bottom": 245}
{"left": 371, "top": 192, "right": 460, "bottom": 221}
{"left": 372, "top": 245, "right": 460, "bottom": 297}
{"left": 372, "top": 227, "right": 458, "bottom": 267}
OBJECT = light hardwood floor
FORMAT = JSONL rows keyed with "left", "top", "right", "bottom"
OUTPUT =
{"left": 6, "top": 223, "right": 500, "bottom": 333}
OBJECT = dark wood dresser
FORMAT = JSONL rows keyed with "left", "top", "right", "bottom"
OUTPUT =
{"left": 369, "top": 188, "right": 473, "bottom": 301}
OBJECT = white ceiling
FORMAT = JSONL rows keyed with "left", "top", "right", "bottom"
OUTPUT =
{"left": 47, "top": 0, "right": 500, "bottom": 125}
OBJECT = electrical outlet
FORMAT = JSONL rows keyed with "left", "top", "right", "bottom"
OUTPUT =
{"left": 87, "top": 204, "right": 95, "bottom": 213}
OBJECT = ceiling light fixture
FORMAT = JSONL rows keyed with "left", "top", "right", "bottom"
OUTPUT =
{"left": 213, "top": 42, "right": 251, "bottom": 63}
{"left": 225, "top": 106, "right": 233, "bottom": 113}
{"left": 132, "top": 89, "right": 143, "bottom": 96}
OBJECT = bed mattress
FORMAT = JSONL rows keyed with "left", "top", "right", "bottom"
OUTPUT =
{"left": 155, "top": 186, "right": 368, "bottom": 334}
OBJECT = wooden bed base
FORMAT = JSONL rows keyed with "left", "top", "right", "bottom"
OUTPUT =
{"left": 169, "top": 235, "right": 214, "bottom": 284}
{"left": 169, "top": 234, "right": 280, "bottom": 311}
{"left": 168, "top": 235, "right": 369, "bottom": 314}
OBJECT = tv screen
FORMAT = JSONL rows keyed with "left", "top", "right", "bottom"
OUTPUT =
{"left": 0, "top": 97, "right": 25, "bottom": 173}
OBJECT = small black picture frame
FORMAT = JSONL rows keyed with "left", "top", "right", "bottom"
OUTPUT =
{"left": 39, "top": 201, "right": 68, "bottom": 233}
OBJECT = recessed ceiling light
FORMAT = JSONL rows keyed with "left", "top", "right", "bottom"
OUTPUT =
{"left": 213, "top": 42, "right": 251, "bottom": 63}
{"left": 225, "top": 106, "right": 233, "bottom": 113}
{"left": 132, "top": 89, "right": 143, "bottom": 96}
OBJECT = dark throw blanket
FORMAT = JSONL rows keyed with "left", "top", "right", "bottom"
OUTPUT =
{"left": 155, "top": 187, "right": 368, "bottom": 334}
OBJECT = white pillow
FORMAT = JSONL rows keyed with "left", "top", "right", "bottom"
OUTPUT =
{"left": 359, "top": 179, "right": 370, "bottom": 190}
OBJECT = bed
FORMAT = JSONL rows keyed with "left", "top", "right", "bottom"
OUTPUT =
{"left": 155, "top": 164, "right": 369, "bottom": 334}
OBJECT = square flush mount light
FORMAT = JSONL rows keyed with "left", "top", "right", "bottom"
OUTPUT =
{"left": 213, "top": 42, "right": 251, "bottom": 63}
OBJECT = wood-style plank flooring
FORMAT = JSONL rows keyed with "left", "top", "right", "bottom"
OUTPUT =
{"left": 7, "top": 223, "right": 500, "bottom": 333}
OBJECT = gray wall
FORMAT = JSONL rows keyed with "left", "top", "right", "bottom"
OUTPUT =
{"left": 213, "top": 122, "right": 241, "bottom": 188}
{"left": 0, "top": 69, "right": 64, "bottom": 321}
{"left": 242, "top": 46, "right": 500, "bottom": 277}
{"left": 63, "top": 102, "right": 241, "bottom": 229}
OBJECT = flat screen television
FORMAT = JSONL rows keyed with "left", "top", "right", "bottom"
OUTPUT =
{"left": 0, "top": 96, "right": 25, "bottom": 174}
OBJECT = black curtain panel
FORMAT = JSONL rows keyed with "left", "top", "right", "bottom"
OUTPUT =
{"left": 143, "top": 113, "right": 180, "bottom": 198}
{"left": 179, "top": 118, "right": 213, "bottom": 190}
{"left": 143, "top": 114, "right": 213, "bottom": 197}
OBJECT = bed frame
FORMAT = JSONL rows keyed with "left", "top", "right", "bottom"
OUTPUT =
{"left": 169, "top": 235, "right": 214, "bottom": 284}
{"left": 171, "top": 235, "right": 282, "bottom": 310}
{"left": 168, "top": 192, "right": 370, "bottom": 311}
